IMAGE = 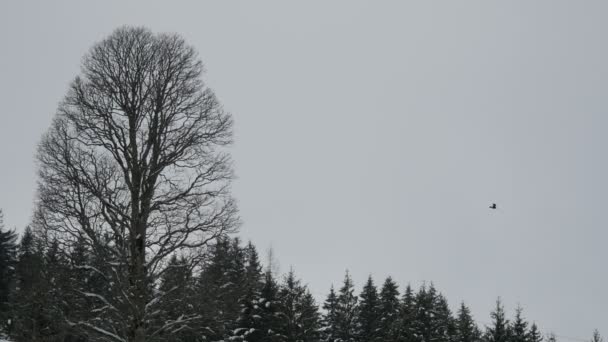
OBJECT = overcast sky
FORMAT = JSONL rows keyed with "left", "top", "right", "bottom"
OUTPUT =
{"left": 1, "top": 1, "right": 607, "bottom": 338}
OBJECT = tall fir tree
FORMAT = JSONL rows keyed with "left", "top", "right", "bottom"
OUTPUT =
{"left": 156, "top": 254, "right": 197, "bottom": 341}
{"left": 397, "top": 284, "right": 416, "bottom": 342}
{"left": 591, "top": 330, "right": 604, "bottom": 342}
{"left": 454, "top": 302, "right": 481, "bottom": 342}
{"left": 484, "top": 298, "right": 510, "bottom": 342}
{"left": 377, "top": 276, "right": 401, "bottom": 341}
{"left": 334, "top": 271, "right": 358, "bottom": 342}
{"left": 277, "top": 269, "right": 321, "bottom": 342}
{"left": 510, "top": 305, "right": 528, "bottom": 342}
{"left": 0, "top": 210, "right": 18, "bottom": 331}
{"left": 298, "top": 290, "right": 322, "bottom": 342}
{"left": 528, "top": 323, "right": 543, "bottom": 342}
{"left": 356, "top": 275, "right": 380, "bottom": 342}
{"left": 10, "top": 227, "right": 57, "bottom": 342}
{"left": 322, "top": 285, "right": 339, "bottom": 342}
{"left": 412, "top": 284, "right": 452, "bottom": 342}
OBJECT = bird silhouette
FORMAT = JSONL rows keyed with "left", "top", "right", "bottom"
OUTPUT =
{"left": 489, "top": 203, "right": 497, "bottom": 209}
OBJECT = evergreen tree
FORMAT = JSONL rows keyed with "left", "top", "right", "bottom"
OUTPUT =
{"left": 197, "top": 237, "right": 247, "bottom": 340}
{"left": 277, "top": 269, "right": 321, "bottom": 342}
{"left": 528, "top": 323, "right": 543, "bottom": 342}
{"left": 231, "top": 242, "right": 265, "bottom": 342}
{"left": 377, "top": 276, "right": 401, "bottom": 341}
{"left": 334, "top": 271, "right": 358, "bottom": 342}
{"left": 591, "top": 330, "right": 603, "bottom": 342}
{"left": 278, "top": 269, "right": 307, "bottom": 341}
{"left": 40, "top": 238, "right": 70, "bottom": 341}
{"left": 485, "top": 298, "right": 510, "bottom": 342}
{"left": 397, "top": 284, "right": 416, "bottom": 342}
{"left": 63, "top": 236, "right": 91, "bottom": 342}
{"left": 454, "top": 302, "right": 481, "bottom": 342}
{"left": 298, "top": 290, "right": 322, "bottom": 342}
{"left": 322, "top": 286, "right": 339, "bottom": 342}
{"left": 156, "top": 254, "right": 197, "bottom": 341}
{"left": 510, "top": 305, "right": 528, "bottom": 342}
{"left": 0, "top": 210, "right": 18, "bottom": 331}
{"left": 258, "top": 270, "right": 285, "bottom": 342}
{"left": 356, "top": 275, "right": 380, "bottom": 342}
{"left": 434, "top": 294, "right": 456, "bottom": 342}
{"left": 232, "top": 270, "right": 285, "bottom": 342}
{"left": 412, "top": 284, "right": 450, "bottom": 342}
{"left": 546, "top": 333, "right": 557, "bottom": 342}
{"left": 244, "top": 241, "right": 263, "bottom": 291}
{"left": 10, "top": 227, "right": 46, "bottom": 341}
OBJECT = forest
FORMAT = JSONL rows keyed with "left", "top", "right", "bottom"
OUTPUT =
{"left": 0, "top": 217, "right": 603, "bottom": 342}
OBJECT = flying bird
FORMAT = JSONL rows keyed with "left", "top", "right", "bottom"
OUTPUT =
{"left": 489, "top": 203, "right": 497, "bottom": 209}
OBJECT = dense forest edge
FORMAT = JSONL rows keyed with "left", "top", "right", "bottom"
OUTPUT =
{"left": 0, "top": 218, "right": 603, "bottom": 342}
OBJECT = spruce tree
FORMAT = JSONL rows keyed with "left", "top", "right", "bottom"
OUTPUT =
{"left": 484, "top": 298, "right": 510, "bottom": 342}
{"left": 454, "top": 302, "right": 481, "bottom": 342}
{"left": 10, "top": 227, "right": 46, "bottom": 341}
{"left": 0, "top": 210, "right": 18, "bottom": 331}
{"left": 258, "top": 270, "right": 285, "bottom": 342}
{"left": 434, "top": 294, "right": 456, "bottom": 342}
{"left": 322, "top": 285, "right": 339, "bottom": 342}
{"left": 298, "top": 290, "right": 322, "bottom": 342}
{"left": 356, "top": 275, "right": 380, "bottom": 342}
{"left": 278, "top": 269, "right": 307, "bottom": 341}
{"left": 510, "top": 305, "right": 528, "bottom": 342}
{"left": 277, "top": 269, "right": 321, "bottom": 342}
{"left": 197, "top": 237, "right": 247, "bottom": 340}
{"left": 157, "top": 255, "right": 197, "bottom": 341}
{"left": 377, "top": 276, "right": 401, "bottom": 341}
{"left": 231, "top": 242, "right": 264, "bottom": 342}
{"left": 334, "top": 271, "right": 358, "bottom": 342}
{"left": 397, "top": 284, "right": 416, "bottom": 342}
{"left": 591, "top": 330, "right": 604, "bottom": 342}
{"left": 528, "top": 323, "right": 543, "bottom": 342}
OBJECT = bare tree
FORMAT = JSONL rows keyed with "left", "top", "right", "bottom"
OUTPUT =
{"left": 35, "top": 26, "right": 239, "bottom": 342}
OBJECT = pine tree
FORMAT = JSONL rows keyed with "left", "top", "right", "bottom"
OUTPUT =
{"left": 232, "top": 270, "right": 285, "bottom": 342}
{"left": 528, "top": 323, "right": 543, "bottom": 342}
{"left": 397, "top": 284, "right": 416, "bottom": 342}
{"left": 156, "top": 254, "right": 197, "bottom": 341}
{"left": 434, "top": 294, "right": 456, "bottom": 342}
{"left": 322, "top": 286, "right": 339, "bottom": 342}
{"left": 546, "top": 333, "right": 557, "bottom": 342}
{"left": 484, "top": 298, "right": 510, "bottom": 342}
{"left": 231, "top": 242, "right": 265, "bottom": 342}
{"left": 197, "top": 237, "right": 248, "bottom": 340}
{"left": 244, "top": 241, "right": 263, "bottom": 291}
{"left": 278, "top": 269, "right": 307, "bottom": 341}
{"left": 454, "top": 302, "right": 481, "bottom": 342}
{"left": 356, "top": 275, "right": 380, "bottom": 342}
{"left": 0, "top": 210, "right": 18, "bottom": 331}
{"left": 591, "top": 330, "right": 603, "bottom": 342}
{"left": 377, "top": 276, "right": 401, "bottom": 341}
{"left": 334, "top": 271, "right": 358, "bottom": 342}
{"left": 39, "top": 238, "right": 70, "bottom": 341}
{"left": 510, "top": 305, "right": 528, "bottom": 342}
{"left": 10, "top": 227, "right": 46, "bottom": 341}
{"left": 277, "top": 269, "right": 321, "bottom": 342}
{"left": 63, "top": 236, "right": 91, "bottom": 341}
{"left": 258, "top": 270, "right": 285, "bottom": 342}
{"left": 298, "top": 290, "right": 322, "bottom": 342}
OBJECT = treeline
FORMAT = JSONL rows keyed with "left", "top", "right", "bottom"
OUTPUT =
{"left": 1, "top": 218, "right": 602, "bottom": 342}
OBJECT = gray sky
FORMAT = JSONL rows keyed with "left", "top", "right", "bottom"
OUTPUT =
{"left": 1, "top": 1, "right": 606, "bottom": 338}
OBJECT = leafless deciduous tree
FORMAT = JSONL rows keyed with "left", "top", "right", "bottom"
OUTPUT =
{"left": 35, "top": 26, "right": 239, "bottom": 342}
